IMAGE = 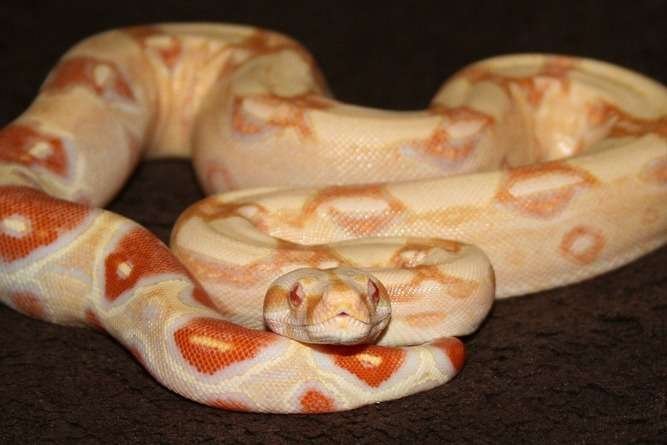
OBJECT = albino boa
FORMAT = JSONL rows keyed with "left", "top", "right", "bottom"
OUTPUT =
{"left": 0, "top": 23, "right": 665, "bottom": 413}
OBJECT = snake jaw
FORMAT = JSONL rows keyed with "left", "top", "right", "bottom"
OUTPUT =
{"left": 303, "top": 312, "right": 391, "bottom": 345}
{"left": 265, "top": 311, "right": 392, "bottom": 345}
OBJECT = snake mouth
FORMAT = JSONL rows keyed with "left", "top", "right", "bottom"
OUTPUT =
{"left": 266, "top": 312, "right": 389, "bottom": 330}
{"left": 265, "top": 312, "right": 391, "bottom": 345}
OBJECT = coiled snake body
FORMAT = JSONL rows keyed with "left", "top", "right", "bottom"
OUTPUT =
{"left": 0, "top": 23, "right": 665, "bottom": 413}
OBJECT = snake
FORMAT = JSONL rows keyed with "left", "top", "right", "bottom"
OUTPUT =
{"left": 0, "top": 23, "right": 665, "bottom": 414}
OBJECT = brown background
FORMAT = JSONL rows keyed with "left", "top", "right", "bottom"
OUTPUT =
{"left": 0, "top": 1, "right": 665, "bottom": 443}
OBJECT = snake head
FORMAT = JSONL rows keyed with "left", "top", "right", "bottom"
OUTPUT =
{"left": 263, "top": 267, "right": 391, "bottom": 345}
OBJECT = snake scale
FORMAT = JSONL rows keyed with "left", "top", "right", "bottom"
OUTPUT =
{"left": 0, "top": 23, "right": 665, "bottom": 413}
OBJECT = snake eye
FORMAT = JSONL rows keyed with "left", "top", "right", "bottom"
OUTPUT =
{"left": 368, "top": 280, "right": 380, "bottom": 305}
{"left": 289, "top": 283, "right": 304, "bottom": 307}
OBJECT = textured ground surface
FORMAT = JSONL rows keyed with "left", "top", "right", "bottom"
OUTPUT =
{"left": 0, "top": 1, "right": 665, "bottom": 443}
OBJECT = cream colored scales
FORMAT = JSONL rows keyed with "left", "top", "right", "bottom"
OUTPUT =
{"left": 0, "top": 23, "right": 664, "bottom": 413}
